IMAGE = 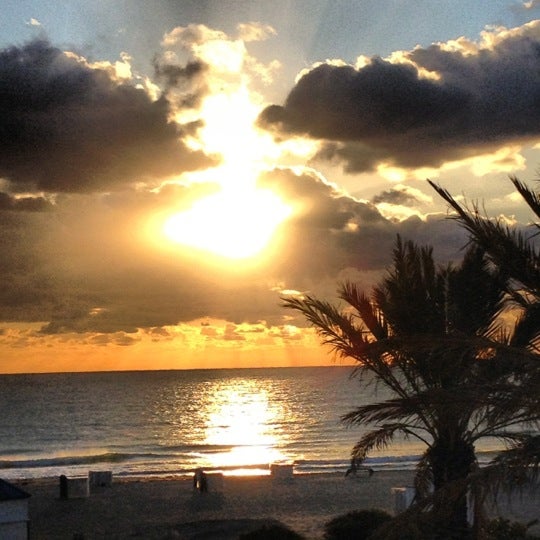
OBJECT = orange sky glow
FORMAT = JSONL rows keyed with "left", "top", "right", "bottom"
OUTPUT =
{"left": 0, "top": 320, "right": 352, "bottom": 374}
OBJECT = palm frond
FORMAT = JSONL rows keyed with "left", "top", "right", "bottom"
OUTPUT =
{"left": 447, "top": 245, "right": 507, "bottom": 337}
{"left": 339, "top": 282, "right": 388, "bottom": 340}
{"left": 282, "top": 295, "right": 367, "bottom": 359}
{"left": 414, "top": 452, "right": 434, "bottom": 499}
{"left": 510, "top": 302, "right": 540, "bottom": 349}
{"left": 341, "top": 386, "right": 493, "bottom": 436}
{"left": 350, "top": 423, "right": 423, "bottom": 463}
{"left": 342, "top": 398, "right": 432, "bottom": 432}
{"left": 511, "top": 175, "right": 540, "bottom": 222}
{"left": 469, "top": 435, "right": 540, "bottom": 498}
{"left": 429, "top": 180, "right": 540, "bottom": 301}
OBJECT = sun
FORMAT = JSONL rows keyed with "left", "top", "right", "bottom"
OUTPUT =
{"left": 163, "top": 186, "right": 291, "bottom": 260}
{"left": 161, "top": 84, "right": 294, "bottom": 260}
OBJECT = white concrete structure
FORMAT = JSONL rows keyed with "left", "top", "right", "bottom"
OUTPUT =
{"left": 0, "top": 479, "right": 30, "bottom": 540}
{"left": 391, "top": 485, "right": 477, "bottom": 524}
{"left": 205, "top": 472, "right": 224, "bottom": 492}
{"left": 391, "top": 486, "right": 416, "bottom": 514}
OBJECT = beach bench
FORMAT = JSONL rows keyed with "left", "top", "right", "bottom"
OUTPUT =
{"left": 270, "top": 463, "right": 294, "bottom": 482}
{"left": 59, "top": 475, "right": 89, "bottom": 499}
{"left": 89, "top": 470, "right": 113, "bottom": 489}
{"left": 204, "top": 473, "right": 224, "bottom": 492}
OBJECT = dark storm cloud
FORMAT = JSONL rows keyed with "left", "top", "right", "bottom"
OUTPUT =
{"left": 257, "top": 168, "right": 465, "bottom": 286}
{"left": 152, "top": 54, "right": 210, "bottom": 109}
{"left": 0, "top": 40, "right": 215, "bottom": 193}
{"left": 259, "top": 22, "right": 540, "bottom": 172}
{"left": 259, "top": 167, "right": 386, "bottom": 229}
{"left": 0, "top": 185, "right": 289, "bottom": 333}
{"left": 0, "top": 167, "right": 469, "bottom": 335}
{"left": 0, "top": 192, "right": 53, "bottom": 212}
{"left": 153, "top": 57, "right": 207, "bottom": 88}
{"left": 372, "top": 188, "right": 419, "bottom": 206}
{"left": 0, "top": 210, "right": 62, "bottom": 323}
{"left": 313, "top": 142, "right": 384, "bottom": 174}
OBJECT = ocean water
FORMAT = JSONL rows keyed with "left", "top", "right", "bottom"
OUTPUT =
{"left": 0, "top": 366, "right": 500, "bottom": 480}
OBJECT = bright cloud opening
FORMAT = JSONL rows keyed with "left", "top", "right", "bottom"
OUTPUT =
{"left": 163, "top": 187, "right": 291, "bottom": 259}
{"left": 159, "top": 27, "right": 296, "bottom": 261}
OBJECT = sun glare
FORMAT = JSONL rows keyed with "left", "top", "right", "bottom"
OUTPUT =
{"left": 163, "top": 187, "right": 290, "bottom": 259}
{"left": 202, "top": 379, "right": 288, "bottom": 473}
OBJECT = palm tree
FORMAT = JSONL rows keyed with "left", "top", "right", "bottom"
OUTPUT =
{"left": 429, "top": 178, "right": 540, "bottom": 494}
{"left": 284, "top": 236, "right": 530, "bottom": 538}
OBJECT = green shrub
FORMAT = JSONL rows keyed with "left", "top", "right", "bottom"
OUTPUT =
{"left": 485, "top": 517, "right": 540, "bottom": 540}
{"left": 323, "top": 508, "right": 392, "bottom": 540}
{"left": 238, "top": 522, "right": 305, "bottom": 540}
{"left": 357, "top": 512, "right": 439, "bottom": 540}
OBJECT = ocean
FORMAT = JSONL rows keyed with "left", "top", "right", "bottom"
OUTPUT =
{"left": 0, "top": 366, "right": 502, "bottom": 480}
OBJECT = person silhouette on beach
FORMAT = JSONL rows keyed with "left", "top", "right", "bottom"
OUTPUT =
{"left": 193, "top": 468, "right": 208, "bottom": 492}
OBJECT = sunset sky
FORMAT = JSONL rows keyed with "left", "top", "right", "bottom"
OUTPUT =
{"left": 2, "top": 0, "right": 540, "bottom": 373}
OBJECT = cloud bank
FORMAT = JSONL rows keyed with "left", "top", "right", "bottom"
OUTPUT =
{"left": 259, "top": 21, "right": 540, "bottom": 173}
{"left": 0, "top": 40, "right": 214, "bottom": 193}
{"left": 0, "top": 167, "right": 468, "bottom": 335}
{"left": 0, "top": 24, "right": 488, "bottom": 347}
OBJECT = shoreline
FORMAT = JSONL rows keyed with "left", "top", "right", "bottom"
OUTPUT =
{"left": 0, "top": 447, "right": 504, "bottom": 483}
{"left": 14, "top": 470, "right": 540, "bottom": 539}
{"left": 14, "top": 466, "right": 382, "bottom": 483}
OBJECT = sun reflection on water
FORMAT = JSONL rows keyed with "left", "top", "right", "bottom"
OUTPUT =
{"left": 200, "top": 378, "right": 289, "bottom": 474}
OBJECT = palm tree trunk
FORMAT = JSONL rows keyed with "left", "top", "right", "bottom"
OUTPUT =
{"left": 429, "top": 436, "right": 476, "bottom": 539}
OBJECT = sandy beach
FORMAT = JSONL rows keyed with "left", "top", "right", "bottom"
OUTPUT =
{"left": 12, "top": 470, "right": 539, "bottom": 539}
